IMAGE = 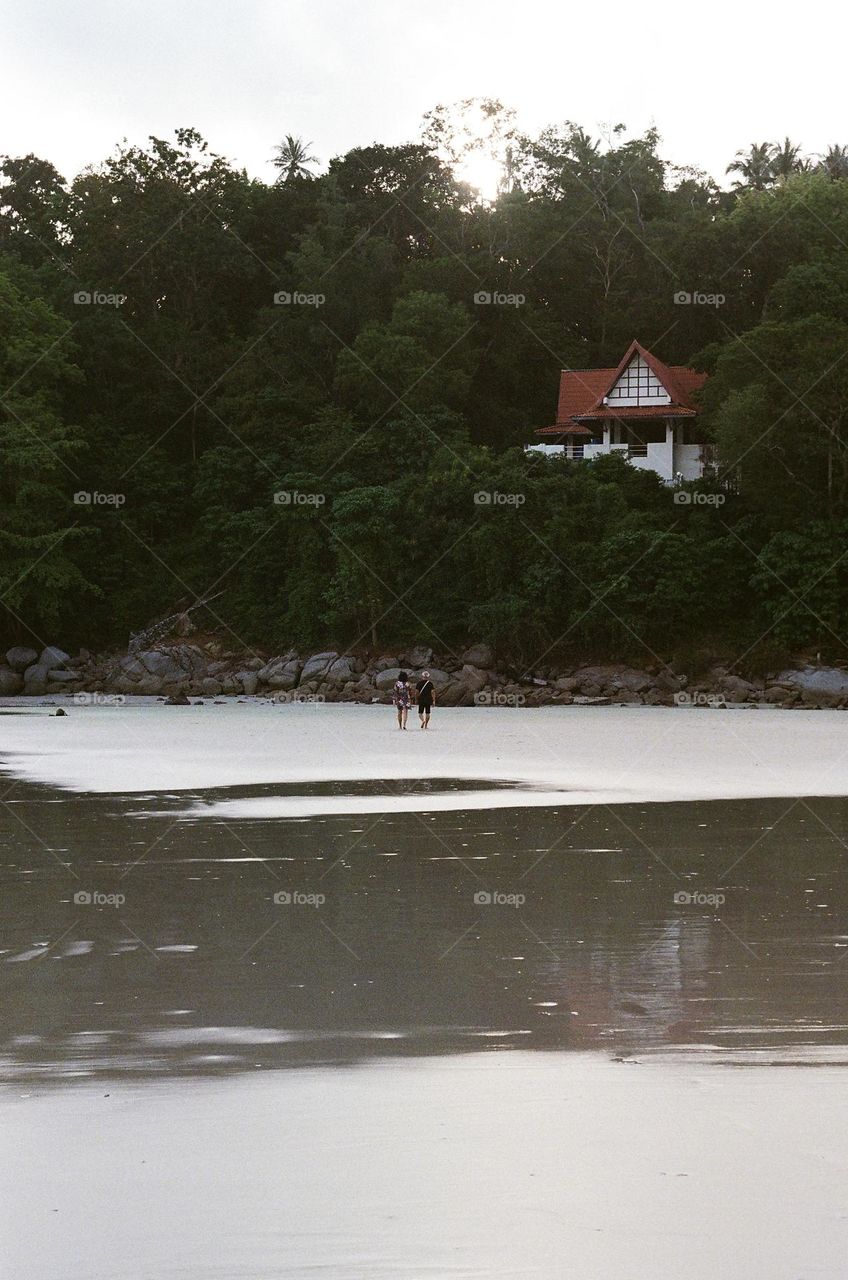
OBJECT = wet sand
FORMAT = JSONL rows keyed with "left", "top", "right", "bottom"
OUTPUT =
{"left": 3, "top": 707, "right": 848, "bottom": 1277}
{"left": 5, "top": 1051, "right": 847, "bottom": 1280}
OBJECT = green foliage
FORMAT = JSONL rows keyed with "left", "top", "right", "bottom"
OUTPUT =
{"left": 4, "top": 123, "right": 848, "bottom": 659}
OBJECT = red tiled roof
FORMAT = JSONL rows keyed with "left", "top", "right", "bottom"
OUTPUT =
{"left": 535, "top": 340, "right": 708, "bottom": 439}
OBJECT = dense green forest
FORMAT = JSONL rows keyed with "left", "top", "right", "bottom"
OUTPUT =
{"left": 2, "top": 111, "right": 848, "bottom": 668}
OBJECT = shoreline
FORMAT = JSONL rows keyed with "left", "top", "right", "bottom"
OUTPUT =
{"left": 2, "top": 702, "right": 848, "bottom": 812}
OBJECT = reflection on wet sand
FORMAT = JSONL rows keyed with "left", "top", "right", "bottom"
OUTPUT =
{"left": 3, "top": 783, "right": 848, "bottom": 1079}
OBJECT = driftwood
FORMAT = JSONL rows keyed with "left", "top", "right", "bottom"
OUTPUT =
{"left": 128, "top": 592, "right": 225, "bottom": 654}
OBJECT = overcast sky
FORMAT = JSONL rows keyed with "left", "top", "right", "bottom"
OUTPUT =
{"left": 0, "top": 0, "right": 841, "bottom": 186}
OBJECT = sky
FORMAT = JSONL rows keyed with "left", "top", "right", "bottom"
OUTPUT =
{"left": 0, "top": 0, "right": 842, "bottom": 188}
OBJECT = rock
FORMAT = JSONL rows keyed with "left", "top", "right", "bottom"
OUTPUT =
{"left": 374, "top": 668, "right": 404, "bottom": 691}
{"left": 236, "top": 672, "right": 259, "bottom": 696}
{"left": 438, "top": 681, "right": 469, "bottom": 707}
{"left": 761, "top": 686, "right": 797, "bottom": 705}
{"left": 39, "top": 646, "right": 71, "bottom": 668}
{"left": 653, "top": 669, "right": 686, "bottom": 692}
{"left": 403, "top": 645, "right": 434, "bottom": 669}
{"left": 265, "top": 659, "right": 301, "bottom": 691}
{"left": 325, "top": 656, "right": 358, "bottom": 684}
{"left": 610, "top": 669, "right": 653, "bottom": 694}
{"left": 580, "top": 683, "right": 602, "bottom": 698}
{"left": 718, "top": 674, "right": 757, "bottom": 699}
{"left": 138, "top": 650, "right": 188, "bottom": 680}
{"left": 0, "top": 667, "right": 23, "bottom": 695}
{"left": 778, "top": 666, "right": 848, "bottom": 702}
{"left": 23, "top": 663, "right": 51, "bottom": 695}
{"left": 119, "top": 655, "right": 148, "bottom": 679}
{"left": 461, "top": 643, "right": 494, "bottom": 669}
{"left": 554, "top": 676, "right": 578, "bottom": 692}
{"left": 135, "top": 676, "right": 164, "bottom": 695}
{"left": 372, "top": 656, "right": 399, "bottom": 672}
{"left": 199, "top": 678, "right": 223, "bottom": 696}
{"left": 300, "top": 652, "right": 339, "bottom": 683}
{"left": 47, "top": 669, "right": 78, "bottom": 683}
{"left": 459, "top": 664, "right": 488, "bottom": 694}
{"left": 164, "top": 691, "right": 191, "bottom": 705}
{"left": 426, "top": 669, "right": 452, "bottom": 692}
{"left": 643, "top": 689, "right": 674, "bottom": 706}
{"left": 54, "top": 708, "right": 67, "bottom": 716}
{"left": 5, "top": 646, "right": 38, "bottom": 672}
{"left": 113, "top": 675, "right": 142, "bottom": 695}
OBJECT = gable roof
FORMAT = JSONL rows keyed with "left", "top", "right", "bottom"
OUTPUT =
{"left": 536, "top": 340, "right": 708, "bottom": 437}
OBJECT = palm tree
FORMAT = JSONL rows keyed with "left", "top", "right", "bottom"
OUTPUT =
{"left": 771, "top": 137, "right": 805, "bottom": 180}
{"left": 271, "top": 135, "right": 318, "bottom": 184}
{"left": 819, "top": 144, "right": 848, "bottom": 180}
{"left": 726, "top": 142, "right": 775, "bottom": 191}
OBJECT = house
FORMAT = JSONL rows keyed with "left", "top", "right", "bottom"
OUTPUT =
{"left": 528, "top": 340, "right": 709, "bottom": 482}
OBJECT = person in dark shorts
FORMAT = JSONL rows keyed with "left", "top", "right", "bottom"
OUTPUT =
{"left": 416, "top": 670, "right": 435, "bottom": 730}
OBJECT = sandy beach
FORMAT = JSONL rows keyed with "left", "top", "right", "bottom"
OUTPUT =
{"left": 2, "top": 702, "right": 848, "bottom": 816}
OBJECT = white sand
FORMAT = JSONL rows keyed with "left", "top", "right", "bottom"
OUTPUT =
{"left": 2, "top": 701, "right": 848, "bottom": 813}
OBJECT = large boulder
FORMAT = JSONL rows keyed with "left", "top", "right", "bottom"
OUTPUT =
{"left": 236, "top": 671, "right": 259, "bottom": 696}
{"left": 778, "top": 666, "right": 848, "bottom": 705}
{"left": 427, "top": 669, "right": 452, "bottom": 692}
{"left": 264, "top": 659, "right": 301, "bottom": 691}
{"left": 403, "top": 644, "right": 434, "bottom": 669}
{"left": 137, "top": 650, "right": 188, "bottom": 681}
{"left": 5, "top": 646, "right": 38, "bottom": 672}
{"left": 300, "top": 651, "right": 339, "bottom": 683}
{"left": 461, "top": 643, "right": 494, "bottom": 669}
{"left": 40, "top": 646, "right": 71, "bottom": 668}
{"left": 23, "top": 663, "right": 51, "bottom": 695}
{"left": 760, "top": 685, "right": 797, "bottom": 705}
{"left": 719, "top": 674, "right": 758, "bottom": 700}
{"left": 47, "top": 669, "right": 79, "bottom": 684}
{"left": 0, "top": 667, "right": 24, "bottom": 695}
{"left": 374, "top": 667, "right": 403, "bottom": 691}
{"left": 325, "top": 656, "right": 359, "bottom": 684}
{"left": 609, "top": 668, "right": 653, "bottom": 694}
{"left": 459, "top": 664, "right": 488, "bottom": 693}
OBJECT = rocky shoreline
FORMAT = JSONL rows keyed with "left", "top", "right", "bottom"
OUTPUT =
{"left": 2, "top": 640, "right": 848, "bottom": 710}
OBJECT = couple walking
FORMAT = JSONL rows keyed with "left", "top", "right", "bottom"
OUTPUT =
{"left": 393, "top": 671, "right": 435, "bottom": 730}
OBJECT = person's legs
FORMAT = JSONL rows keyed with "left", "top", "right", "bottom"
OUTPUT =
{"left": 396, "top": 705, "right": 403, "bottom": 729}
{"left": 423, "top": 706, "right": 431, "bottom": 729}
